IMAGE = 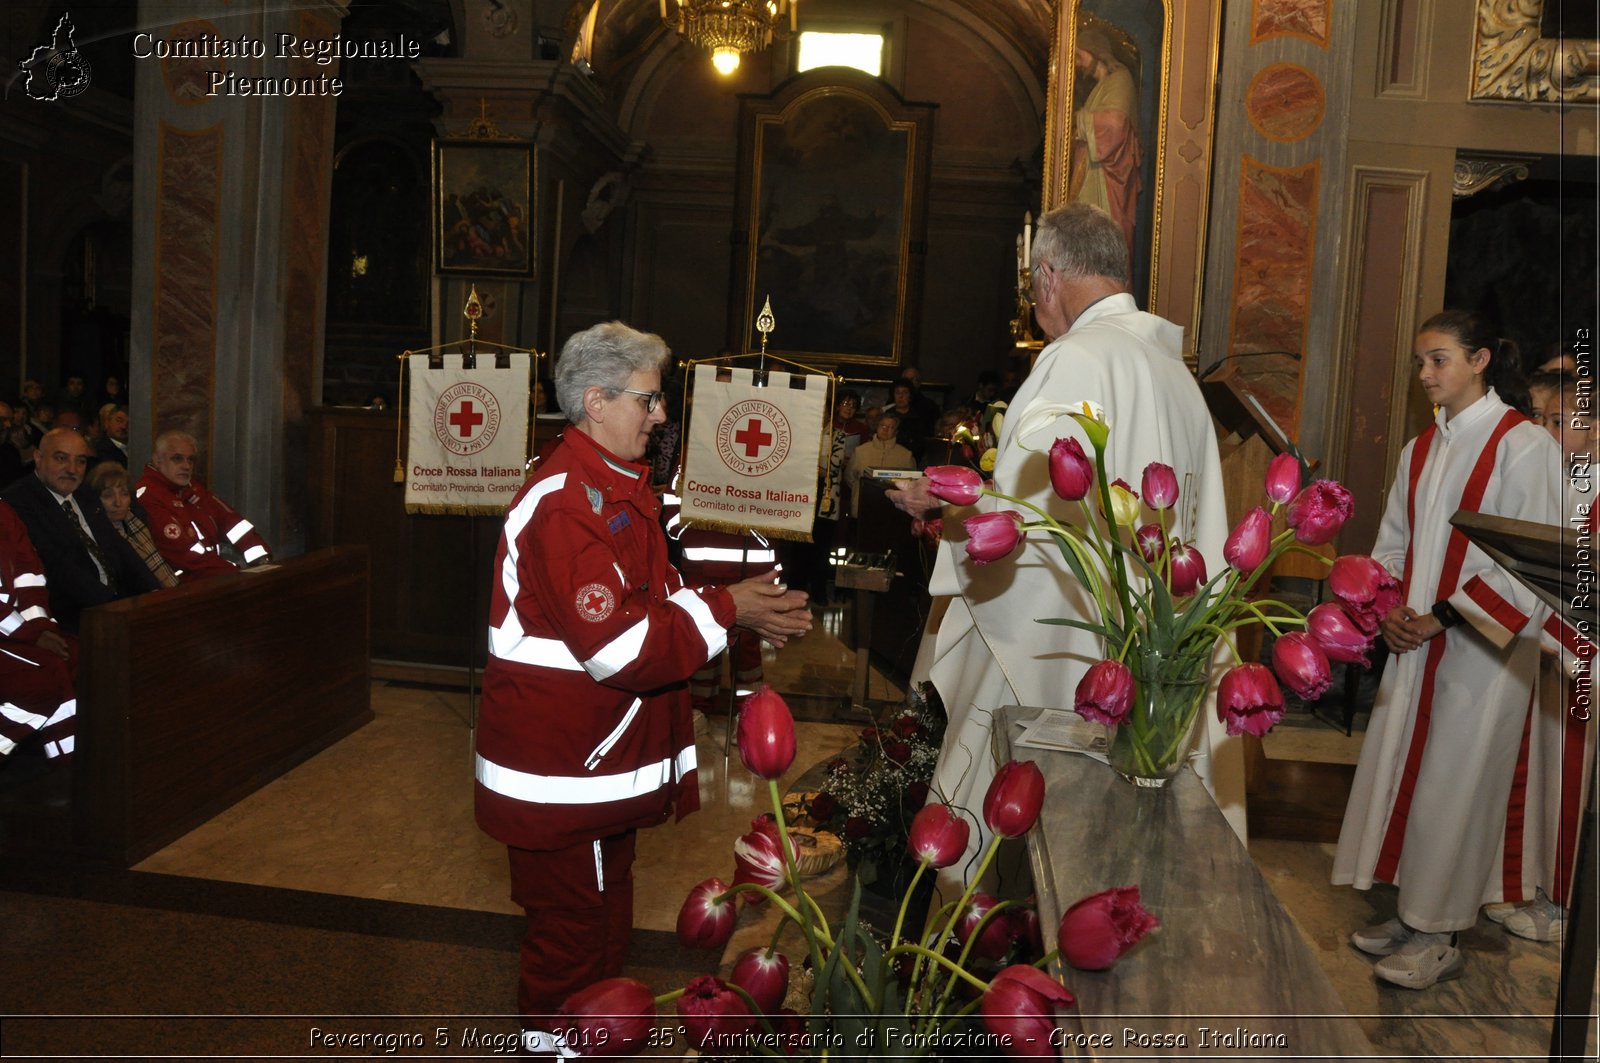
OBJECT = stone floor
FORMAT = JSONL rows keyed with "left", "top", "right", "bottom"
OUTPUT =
{"left": 2, "top": 601, "right": 1590, "bottom": 1060}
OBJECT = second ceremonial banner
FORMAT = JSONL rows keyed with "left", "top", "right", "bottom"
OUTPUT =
{"left": 679, "top": 364, "right": 828, "bottom": 542}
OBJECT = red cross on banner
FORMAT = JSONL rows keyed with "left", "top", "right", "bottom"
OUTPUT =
{"left": 450, "top": 400, "right": 485, "bottom": 439}
{"left": 734, "top": 418, "right": 773, "bottom": 457}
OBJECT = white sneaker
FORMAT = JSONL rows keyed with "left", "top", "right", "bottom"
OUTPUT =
{"left": 1482, "top": 901, "right": 1517, "bottom": 925}
{"left": 1350, "top": 917, "right": 1413, "bottom": 956}
{"left": 1504, "top": 892, "right": 1566, "bottom": 943}
{"left": 1373, "top": 933, "right": 1463, "bottom": 989}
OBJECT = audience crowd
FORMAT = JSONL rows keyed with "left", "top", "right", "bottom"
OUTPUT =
{"left": 0, "top": 376, "right": 272, "bottom": 777}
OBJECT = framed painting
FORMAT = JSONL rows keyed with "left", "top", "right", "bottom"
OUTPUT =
{"left": 732, "top": 73, "right": 934, "bottom": 367}
{"left": 432, "top": 140, "right": 535, "bottom": 276}
{"left": 1056, "top": 1, "right": 1169, "bottom": 307}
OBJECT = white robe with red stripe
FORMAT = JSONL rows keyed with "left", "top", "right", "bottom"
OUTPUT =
{"left": 1332, "top": 390, "right": 1564, "bottom": 932}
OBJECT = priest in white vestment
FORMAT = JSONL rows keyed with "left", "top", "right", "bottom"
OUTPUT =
{"left": 890, "top": 203, "right": 1247, "bottom": 888}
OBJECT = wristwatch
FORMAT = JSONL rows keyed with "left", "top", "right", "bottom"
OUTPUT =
{"left": 1431, "top": 600, "right": 1464, "bottom": 630}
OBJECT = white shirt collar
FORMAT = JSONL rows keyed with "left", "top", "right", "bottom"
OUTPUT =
{"left": 1435, "top": 387, "right": 1499, "bottom": 439}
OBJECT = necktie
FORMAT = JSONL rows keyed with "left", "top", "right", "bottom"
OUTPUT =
{"left": 61, "top": 498, "right": 116, "bottom": 591}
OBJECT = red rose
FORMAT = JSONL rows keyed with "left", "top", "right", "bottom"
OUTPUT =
{"left": 844, "top": 816, "right": 871, "bottom": 840}
{"left": 807, "top": 791, "right": 838, "bottom": 821}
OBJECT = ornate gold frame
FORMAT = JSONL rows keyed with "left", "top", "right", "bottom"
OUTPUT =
{"left": 1042, "top": 1, "right": 1176, "bottom": 310}
{"left": 1471, "top": 0, "right": 1598, "bottom": 104}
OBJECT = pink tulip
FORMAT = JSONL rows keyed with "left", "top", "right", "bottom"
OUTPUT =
{"left": 1216, "top": 663, "right": 1286, "bottom": 738}
{"left": 1167, "top": 541, "right": 1207, "bottom": 596}
{"left": 676, "top": 877, "right": 737, "bottom": 950}
{"left": 732, "top": 817, "right": 794, "bottom": 902}
{"left": 1048, "top": 437, "right": 1094, "bottom": 501}
{"left": 957, "top": 892, "right": 1019, "bottom": 962}
{"left": 737, "top": 685, "right": 796, "bottom": 780}
{"left": 908, "top": 802, "right": 971, "bottom": 869}
{"left": 1141, "top": 462, "right": 1179, "bottom": 510}
{"left": 1285, "top": 480, "right": 1354, "bottom": 545}
{"left": 964, "top": 511, "right": 1025, "bottom": 564}
{"left": 1307, "top": 602, "right": 1375, "bottom": 665}
{"left": 557, "top": 977, "right": 657, "bottom": 1058}
{"left": 1073, "top": 659, "right": 1135, "bottom": 727}
{"left": 980, "top": 965, "right": 1076, "bottom": 1056}
{"left": 1134, "top": 522, "right": 1165, "bottom": 563}
{"left": 729, "top": 947, "right": 790, "bottom": 1014}
{"left": 1058, "top": 886, "right": 1159, "bottom": 971}
{"left": 1012, "top": 904, "right": 1045, "bottom": 958}
{"left": 1265, "top": 452, "right": 1302, "bottom": 504}
{"left": 676, "top": 975, "right": 753, "bottom": 1051}
{"left": 926, "top": 465, "right": 984, "bottom": 506}
{"left": 983, "top": 760, "right": 1046, "bottom": 838}
{"left": 1224, "top": 506, "right": 1271, "bottom": 573}
{"left": 1271, "top": 631, "right": 1332, "bottom": 701}
{"left": 1328, "top": 555, "right": 1403, "bottom": 635}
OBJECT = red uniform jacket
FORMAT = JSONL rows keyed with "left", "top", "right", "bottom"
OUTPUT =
{"left": 0, "top": 501, "right": 76, "bottom": 759}
{"left": 134, "top": 466, "right": 271, "bottom": 580}
{"left": 475, "top": 429, "right": 735, "bottom": 851}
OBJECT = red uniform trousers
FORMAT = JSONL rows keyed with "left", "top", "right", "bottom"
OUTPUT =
{"left": 508, "top": 830, "right": 637, "bottom": 1031}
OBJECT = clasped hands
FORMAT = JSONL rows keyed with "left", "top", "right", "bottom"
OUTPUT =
{"left": 1380, "top": 605, "right": 1444, "bottom": 655}
{"left": 727, "top": 568, "right": 812, "bottom": 648}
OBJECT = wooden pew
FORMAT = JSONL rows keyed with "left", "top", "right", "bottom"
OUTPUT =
{"left": 72, "top": 546, "right": 372, "bottom": 865}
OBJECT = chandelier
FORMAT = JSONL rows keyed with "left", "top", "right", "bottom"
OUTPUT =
{"left": 661, "top": 0, "right": 797, "bottom": 76}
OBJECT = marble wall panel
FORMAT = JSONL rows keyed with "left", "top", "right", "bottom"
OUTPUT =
{"left": 1228, "top": 158, "right": 1320, "bottom": 434}
{"left": 1247, "top": 63, "right": 1326, "bottom": 142}
{"left": 1250, "top": 0, "right": 1331, "bottom": 46}
{"left": 152, "top": 122, "right": 221, "bottom": 452}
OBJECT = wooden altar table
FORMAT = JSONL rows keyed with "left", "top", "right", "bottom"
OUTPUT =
{"left": 997, "top": 706, "right": 1372, "bottom": 1058}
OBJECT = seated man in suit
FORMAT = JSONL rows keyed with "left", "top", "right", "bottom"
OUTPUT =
{"left": 92, "top": 405, "right": 129, "bottom": 468}
{"left": 0, "top": 500, "right": 76, "bottom": 765}
{"left": 135, "top": 430, "right": 271, "bottom": 581}
{"left": 1, "top": 428, "right": 159, "bottom": 632}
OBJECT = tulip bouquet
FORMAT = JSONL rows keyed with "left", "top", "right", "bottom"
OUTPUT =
{"left": 926, "top": 403, "right": 1387, "bottom": 783}
{"left": 550, "top": 686, "right": 1158, "bottom": 1059}
{"left": 804, "top": 685, "right": 946, "bottom": 888}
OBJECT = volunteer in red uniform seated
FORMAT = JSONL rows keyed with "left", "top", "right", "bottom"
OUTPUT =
{"left": 475, "top": 321, "right": 813, "bottom": 1057}
{"left": 0, "top": 501, "right": 76, "bottom": 765}
{"left": 135, "top": 431, "right": 271, "bottom": 580}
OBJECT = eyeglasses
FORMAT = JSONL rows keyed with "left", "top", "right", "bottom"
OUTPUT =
{"left": 617, "top": 388, "right": 664, "bottom": 414}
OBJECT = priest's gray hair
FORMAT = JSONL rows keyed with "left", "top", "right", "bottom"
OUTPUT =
{"left": 1032, "top": 202, "right": 1129, "bottom": 287}
{"left": 554, "top": 321, "right": 671, "bottom": 425}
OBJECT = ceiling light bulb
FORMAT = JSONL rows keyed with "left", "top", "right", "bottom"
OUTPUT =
{"left": 711, "top": 45, "right": 741, "bottom": 75}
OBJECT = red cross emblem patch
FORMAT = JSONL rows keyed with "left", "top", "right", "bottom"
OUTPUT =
{"left": 162, "top": 521, "right": 182, "bottom": 540}
{"left": 575, "top": 582, "right": 615, "bottom": 622}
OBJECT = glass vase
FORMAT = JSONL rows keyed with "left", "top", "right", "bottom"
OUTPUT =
{"left": 1105, "top": 649, "right": 1213, "bottom": 788}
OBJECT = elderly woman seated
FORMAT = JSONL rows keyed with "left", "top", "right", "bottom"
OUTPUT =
{"left": 88, "top": 462, "right": 180, "bottom": 589}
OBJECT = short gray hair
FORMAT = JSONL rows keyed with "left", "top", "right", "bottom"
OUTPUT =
{"left": 153, "top": 430, "right": 197, "bottom": 458}
{"left": 554, "top": 322, "right": 670, "bottom": 425}
{"left": 1032, "top": 202, "right": 1129, "bottom": 286}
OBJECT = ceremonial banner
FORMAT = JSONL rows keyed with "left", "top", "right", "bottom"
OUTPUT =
{"left": 680, "top": 364, "right": 828, "bottom": 541}
{"left": 405, "top": 352, "right": 531, "bottom": 515}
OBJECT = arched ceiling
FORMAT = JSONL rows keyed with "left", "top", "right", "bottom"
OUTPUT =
{"left": 576, "top": 0, "right": 1056, "bottom": 93}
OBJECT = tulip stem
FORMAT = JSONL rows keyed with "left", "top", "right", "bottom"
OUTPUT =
{"left": 883, "top": 941, "right": 993, "bottom": 992}
{"left": 765, "top": 779, "right": 832, "bottom": 1004}
{"left": 890, "top": 858, "right": 930, "bottom": 950}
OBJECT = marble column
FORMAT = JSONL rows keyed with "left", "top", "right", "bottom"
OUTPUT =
{"left": 128, "top": 0, "right": 346, "bottom": 554}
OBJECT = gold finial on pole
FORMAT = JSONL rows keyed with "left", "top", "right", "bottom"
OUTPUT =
{"left": 464, "top": 284, "right": 483, "bottom": 341}
{"left": 755, "top": 295, "right": 775, "bottom": 375}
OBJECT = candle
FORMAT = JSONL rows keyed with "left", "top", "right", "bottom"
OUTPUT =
{"left": 1015, "top": 233, "right": 1023, "bottom": 274}
{"left": 1022, "top": 211, "right": 1032, "bottom": 270}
